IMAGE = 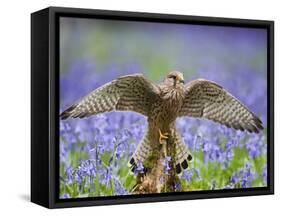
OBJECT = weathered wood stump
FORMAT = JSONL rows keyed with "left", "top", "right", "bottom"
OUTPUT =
{"left": 132, "top": 130, "right": 179, "bottom": 194}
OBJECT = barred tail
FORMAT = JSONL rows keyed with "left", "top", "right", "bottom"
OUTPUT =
{"left": 128, "top": 129, "right": 192, "bottom": 175}
{"left": 128, "top": 130, "right": 152, "bottom": 173}
{"left": 174, "top": 129, "right": 193, "bottom": 175}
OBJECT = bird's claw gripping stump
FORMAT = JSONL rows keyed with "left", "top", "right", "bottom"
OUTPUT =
{"left": 159, "top": 129, "right": 169, "bottom": 157}
{"left": 158, "top": 129, "right": 169, "bottom": 144}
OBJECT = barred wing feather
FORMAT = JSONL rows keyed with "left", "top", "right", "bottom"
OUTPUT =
{"left": 60, "top": 74, "right": 160, "bottom": 119}
{"left": 179, "top": 79, "right": 263, "bottom": 133}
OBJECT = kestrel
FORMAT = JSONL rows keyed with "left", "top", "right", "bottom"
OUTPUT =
{"left": 60, "top": 71, "right": 263, "bottom": 174}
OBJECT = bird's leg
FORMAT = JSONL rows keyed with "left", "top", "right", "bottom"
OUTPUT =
{"left": 159, "top": 129, "right": 169, "bottom": 167}
{"left": 159, "top": 129, "right": 169, "bottom": 158}
{"left": 158, "top": 129, "right": 169, "bottom": 144}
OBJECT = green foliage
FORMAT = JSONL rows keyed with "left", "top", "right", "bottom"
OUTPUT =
{"left": 60, "top": 142, "right": 267, "bottom": 198}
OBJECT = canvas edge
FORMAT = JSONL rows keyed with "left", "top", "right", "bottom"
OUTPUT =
{"left": 31, "top": 8, "right": 51, "bottom": 208}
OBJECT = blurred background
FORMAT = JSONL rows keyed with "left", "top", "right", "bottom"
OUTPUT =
{"left": 59, "top": 17, "right": 267, "bottom": 198}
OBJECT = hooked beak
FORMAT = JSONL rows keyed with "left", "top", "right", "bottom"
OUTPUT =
{"left": 176, "top": 74, "right": 185, "bottom": 84}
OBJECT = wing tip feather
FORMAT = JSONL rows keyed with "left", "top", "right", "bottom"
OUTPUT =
{"left": 60, "top": 104, "right": 77, "bottom": 120}
{"left": 243, "top": 115, "right": 264, "bottom": 133}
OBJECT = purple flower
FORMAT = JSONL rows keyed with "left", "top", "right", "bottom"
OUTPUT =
{"left": 194, "top": 168, "right": 202, "bottom": 182}
{"left": 182, "top": 170, "right": 193, "bottom": 182}
{"left": 261, "top": 166, "right": 267, "bottom": 185}
{"left": 62, "top": 193, "right": 69, "bottom": 199}
{"left": 114, "top": 177, "right": 128, "bottom": 195}
{"left": 162, "top": 156, "right": 171, "bottom": 175}
{"left": 230, "top": 162, "right": 255, "bottom": 188}
{"left": 134, "top": 161, "right": 144, "bottom": 175}
{"left": 73, "top": 160, "right": 96, "bottom": 185}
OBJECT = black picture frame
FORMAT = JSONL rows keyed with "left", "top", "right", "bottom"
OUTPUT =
{"left": 31, "top": 6, "right": 274, "bottom": 208}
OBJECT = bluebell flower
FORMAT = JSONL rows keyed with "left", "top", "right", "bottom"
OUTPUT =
{"left": 181, "top": 170, "right": 193, "bottom": 182}
{"left": 114, "top": 177, "right": 128, "bottom": 195}
{"left": 230, "top": 162, "right": 255, "bottom": 188}
{"left": 62, "top": 193, "right": 69, "bottom": 199}
{"left": 162, "top": 156, "right": 171, "bottom": 175}
{"left": 194, "top": 168, "right": 202, "bottom": 182}
{"left": 134, "top": 161, "right": 144, "bottom": 175}
{"left": 261, "top": 165, "right": 267, "bottom": 185}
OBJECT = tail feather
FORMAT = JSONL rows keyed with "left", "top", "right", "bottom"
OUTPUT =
{"left": 174, "top": 130, "right": 193, "bottom": 174}
{"left": 128, "top": 129, "right": 192, "bottom": 175}
{"left": 128, "top": 130, "right": 152, "bottom": 173}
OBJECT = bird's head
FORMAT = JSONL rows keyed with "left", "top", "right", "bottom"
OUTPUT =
{"left": 164, "top": 71, "right": 185, "bottom": 88}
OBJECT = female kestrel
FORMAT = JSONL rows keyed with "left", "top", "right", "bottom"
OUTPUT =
{"left": 60, "top": 71, "right": 263, "bottom": 174}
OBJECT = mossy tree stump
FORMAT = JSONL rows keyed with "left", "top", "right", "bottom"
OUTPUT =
{"left": 132, "top": 130, "right": 179, "bottom": 194}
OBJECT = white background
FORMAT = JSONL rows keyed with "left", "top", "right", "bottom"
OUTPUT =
{"left": 0, "top": 0, "right": 279, "bottom": 215}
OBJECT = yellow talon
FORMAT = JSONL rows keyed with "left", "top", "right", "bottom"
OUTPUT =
{"left": 158, "top": 129, "right": 169, "bottom": 144}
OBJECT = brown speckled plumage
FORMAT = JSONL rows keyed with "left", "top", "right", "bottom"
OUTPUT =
{"left": 61, "top": 71, "right": 263, "bottom": 174}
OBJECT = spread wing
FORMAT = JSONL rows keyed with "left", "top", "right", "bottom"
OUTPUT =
{"left": 60, "top": 74, "right": 160, "bottom": 119}
{"left": 178, "top": 79, "right": 263, "bottom": 133}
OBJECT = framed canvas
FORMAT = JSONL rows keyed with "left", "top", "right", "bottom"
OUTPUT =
{"left": 31, "top": 6, "right": 274, "bottom": 208}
